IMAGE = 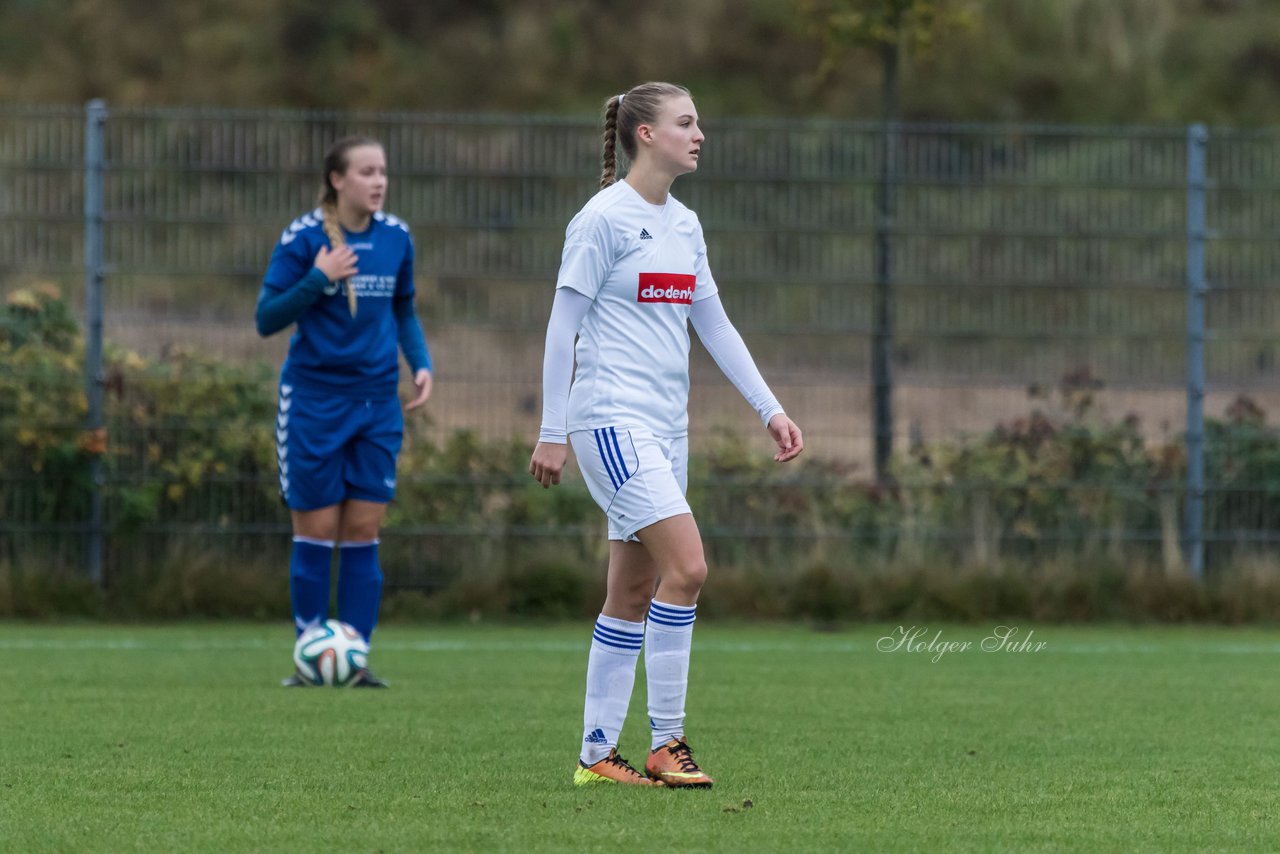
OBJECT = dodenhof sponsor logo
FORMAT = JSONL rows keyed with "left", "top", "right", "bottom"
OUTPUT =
{"left": 637, "top": 273, "right": 696, "bottom": 305}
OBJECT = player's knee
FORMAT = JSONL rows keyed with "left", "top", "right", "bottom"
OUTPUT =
{"left": 622, "top": 589, "right": 655, "bottom": 620}
{"left": 339, "top": 522, "right": 380, "bottom": 542}
{"left": 670, "top": 557, "right": 707, "bottom": 592}
{"left": 294, "top": 522, "right": 339, "bottom": 541}
{"left": 604, "top": 580, "right": 654, "bottom": 622}
{"left": 633, "top": 588, "right": 656, "bottom": 615}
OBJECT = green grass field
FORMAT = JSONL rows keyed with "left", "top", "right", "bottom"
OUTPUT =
{"left": 3, "top": 621, "right": 1277, "bottom": 852}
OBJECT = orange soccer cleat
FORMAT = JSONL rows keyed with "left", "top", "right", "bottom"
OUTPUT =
{"left": 645, "top": 738, "right": 714, "bottom": 788}
{"left": 573, "top": 749, "right": 663, "bottom": 787}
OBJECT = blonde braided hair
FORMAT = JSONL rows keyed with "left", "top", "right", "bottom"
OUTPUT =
{"left": 600, "top": 95, "right": 621, "bottom": 188}
{"left": 319, "top": 200, "right": 357, "bottom": 317}
{"left": 319, "top": 136, "right": 382, "bottom": 318}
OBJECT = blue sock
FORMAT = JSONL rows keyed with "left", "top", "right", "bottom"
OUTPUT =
{"left": 290, "top": 537, "right": 334, "bottom": 636}
{"left": 338, "top": 541, "right": 383, "bottom": 642}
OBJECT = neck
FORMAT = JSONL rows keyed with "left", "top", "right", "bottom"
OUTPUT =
{"left": 336, "top": 202, "right": 372, "bottom": 232}
{"left": 623, "top": 162, "right": 676, "bottom": 205}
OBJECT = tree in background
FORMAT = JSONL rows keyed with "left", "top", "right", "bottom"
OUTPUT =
{"left": 2, "top": 0, "right": 1280, "bottom": 123}
{"left": 794, "top": 0, "right": 977, "bottom": 483}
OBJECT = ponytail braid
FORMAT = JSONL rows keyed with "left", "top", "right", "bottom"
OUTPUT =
{"left": 318, "top": 135, "right": 381, "bottom": 319}
{"left": 600, "top": 95, "right": 621, "bottom": 188}
{"left": 319, "top": 200, "right": 357, "bottom": 317}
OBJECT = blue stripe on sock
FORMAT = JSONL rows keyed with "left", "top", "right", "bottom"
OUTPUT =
{"left": 647, "top": 602, "right": 696, "bottom": 627}
{"left": 593, "top": 623, "right": 644, "bottom": 643}
{"left": 593, "top": 624, "right": 645, "bottom": 637}
{"left": 648, "top": 601, "right": 696, "bottom": 617}
{"left": 592, "top": 631, "right": 643, "bottom": 650}
{"left": 647, "top": 613, "right": 696, "bottom": 628}
{"left": 647, "top": 609, "right": 696, "bottom": 623}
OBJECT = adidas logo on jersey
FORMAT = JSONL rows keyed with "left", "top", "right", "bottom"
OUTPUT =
{"left": 639, "top": 229, "right": 652, "bottom": 239}
{"left": 637, "top": 272, "right": 696, "bottom": 305}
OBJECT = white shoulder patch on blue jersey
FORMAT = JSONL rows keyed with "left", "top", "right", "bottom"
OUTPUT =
{"left": 375, "top": 211, "right": 410, "bottom": 233}
{"left": 280, "top": 209, "right": 324, "bottom": 245}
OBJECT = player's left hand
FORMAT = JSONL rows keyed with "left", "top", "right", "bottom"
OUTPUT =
{"left": 766, "top": 413, "right": 804, "bottom": 462}
{"left": 406, "top": 368, "right": 433, "bottom": 410}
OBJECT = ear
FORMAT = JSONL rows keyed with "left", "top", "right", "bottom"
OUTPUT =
{"left": 635, "top": 124, "right": 655, "bottom": 147}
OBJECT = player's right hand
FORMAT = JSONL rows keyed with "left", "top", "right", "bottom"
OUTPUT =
{"left": 314, "top": 246, "right": 359, "bottom": 282}
{"left": 529, "top": 441, "right": 568, "bottom": 489}
{"left": 766, "top": 413, "right": 804, "bottom": 462}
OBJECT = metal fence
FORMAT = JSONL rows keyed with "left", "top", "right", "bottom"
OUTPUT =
{"left": 3, "top": 103, "right": 1279, "bottom": 586}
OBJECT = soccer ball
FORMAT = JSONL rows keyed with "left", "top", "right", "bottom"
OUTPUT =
{"left": 293, "top": 619, "right": 370, "bottom": 686}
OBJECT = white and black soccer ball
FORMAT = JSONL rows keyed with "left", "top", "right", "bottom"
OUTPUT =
{"left": 292, "top": 619, "right": 370, "bottom": 687}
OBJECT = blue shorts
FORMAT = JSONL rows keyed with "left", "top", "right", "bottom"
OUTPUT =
{"left": 275, "top": 384, "right": 404, "bottom": 511}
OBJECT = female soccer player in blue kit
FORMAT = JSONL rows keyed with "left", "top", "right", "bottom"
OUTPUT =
{"left": 256, "top": 136, "right": 433, "bottom": 687}
{"left": 529, "top": 83, "right": 804, "bottom": 786}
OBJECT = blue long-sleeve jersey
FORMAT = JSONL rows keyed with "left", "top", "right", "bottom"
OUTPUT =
{"left": 259, "top": 208, "right": 430, "bottom": 399}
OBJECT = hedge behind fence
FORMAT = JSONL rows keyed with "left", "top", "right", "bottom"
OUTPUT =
{"left": 4, "top": 286, "right": 1280, "bottom": 621}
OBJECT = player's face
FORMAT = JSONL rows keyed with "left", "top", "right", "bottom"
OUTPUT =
{"left": 645, "top": 96, "right": 704, "bottom": 176}
{"left": 331, "top": 145, "right": 388, "bottom": 215}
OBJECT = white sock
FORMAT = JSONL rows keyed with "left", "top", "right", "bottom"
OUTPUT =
{"left": 580, "top": 614, "right": 644, "bottom": 766}
{"left": 645, "top": 600, "right": 697, "bottom": 750}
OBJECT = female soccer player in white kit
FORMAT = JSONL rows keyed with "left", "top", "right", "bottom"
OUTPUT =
{"left": 529, "top": 82, "right": 804, "bottom": 788}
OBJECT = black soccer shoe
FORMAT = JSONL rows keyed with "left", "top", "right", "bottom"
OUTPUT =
{"left": 350, "top": 669, "right": 389, "bottom": 688}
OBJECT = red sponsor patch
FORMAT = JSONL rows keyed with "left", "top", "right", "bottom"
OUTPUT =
{"left": 637, "top": 273, "right": 696, "bottom": 305}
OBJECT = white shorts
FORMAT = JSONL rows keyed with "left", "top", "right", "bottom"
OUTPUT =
{"left": 569, "top": 427, "right": 690, "bottom": 542}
